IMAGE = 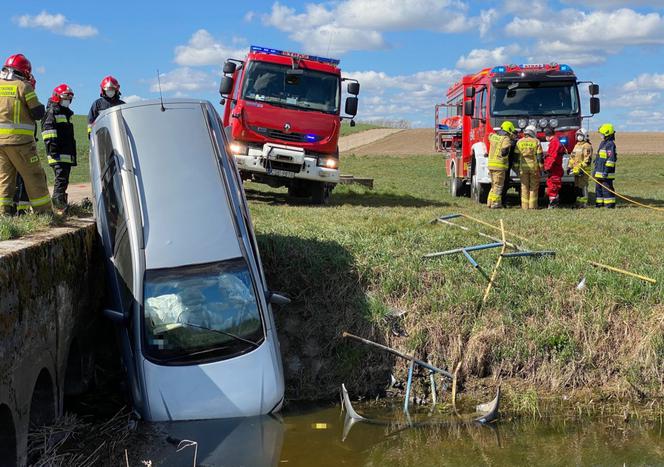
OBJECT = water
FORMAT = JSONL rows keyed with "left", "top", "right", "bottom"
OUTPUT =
{"left": 132, "top": 403, "right": 664, "bottom": 466}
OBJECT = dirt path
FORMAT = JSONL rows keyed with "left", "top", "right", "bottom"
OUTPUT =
{"left": 338, "top": 128, "right": 403, "bottom": 153}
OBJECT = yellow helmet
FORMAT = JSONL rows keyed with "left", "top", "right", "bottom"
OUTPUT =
{"left": 598, "top": 123, "right": 615, "bottom": 137}
{"left": 501, "top": 121, "right": 516, "bottom": 134}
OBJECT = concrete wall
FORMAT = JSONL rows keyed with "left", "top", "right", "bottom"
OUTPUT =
{"left": 0, "top": 220, "right": 105, "bottom": 466}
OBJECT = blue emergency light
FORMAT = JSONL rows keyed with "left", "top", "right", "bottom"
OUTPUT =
{"left": 491, "top": 66, "right": 506, "bottom": 74}
{"left": 560, "top": 137, "right": 569, "bottom": 145}
{"left": 250, "top": 45, "right": 340, "bottom": 66}
{"left": 560, "top": 64, "right": 572, "bottom": 72}
{"left": 305, "top": 134, "right": 318, "bottom": 142}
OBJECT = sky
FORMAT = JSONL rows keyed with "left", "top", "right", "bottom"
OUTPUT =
{"left": 4, "top": 0, "right": 664, "bottom": 130}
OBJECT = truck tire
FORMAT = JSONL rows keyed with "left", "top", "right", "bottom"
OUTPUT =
{"left": 449, "top": 163, "right": 465, "bottom": 197}
{"left": 471, "top": 174, "right": 490, "bottom": 204}
{"left": 310, "top": 182, "right": 333, "bottom": 205}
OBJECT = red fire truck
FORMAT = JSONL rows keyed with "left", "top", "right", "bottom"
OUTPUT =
{"left": 435, "top": 63, "right": 600, "bottom": 204}
{"left": 219, "top": 46, "right": 360, "bottom": 204}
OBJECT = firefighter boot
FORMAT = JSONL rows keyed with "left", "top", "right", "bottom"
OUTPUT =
{"left": 548, "top": 196, "right": 560, "bottom": 209}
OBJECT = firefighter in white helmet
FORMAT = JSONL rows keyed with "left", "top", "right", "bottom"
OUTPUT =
{"left": 568, "top": 128, "right": 593, "bottom": 207}
{"left": 515, "top": 125, "right": 543, "bottom": 209}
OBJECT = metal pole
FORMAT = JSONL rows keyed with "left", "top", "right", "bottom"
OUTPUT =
{"left": 342, "top": 332, "right": 453, "bottom": 379}
{"left": 501, "top": 250, "right": 556, "bottom": 258}
{"left": 423, "top": 242, "right": 503, "bottom": 259}
{"left": 436, "top": 218, "right": 522, "bottom": 250}
{"left": 404, "top": 359, "right": 415, "bottom": 413}
{"left": 461, "top": 248, "right": 479, "bottom": 268}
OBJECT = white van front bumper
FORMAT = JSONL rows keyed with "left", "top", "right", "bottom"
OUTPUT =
{"left": 234, "top": 143, "right": 339, "bottom": 183}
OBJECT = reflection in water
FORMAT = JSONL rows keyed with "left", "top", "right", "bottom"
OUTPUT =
{"left": 139, "top": 404, "right": 664, "bottom": 466}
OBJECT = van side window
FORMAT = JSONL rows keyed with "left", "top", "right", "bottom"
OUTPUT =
{"left": 96, "top": 127, "right": 114, "bottom": 174}
{"left": 114, "top": 228, "right": 134, "bottom": 313}
{"left": 101, "top": 157, "right": 126, "bottom": 251}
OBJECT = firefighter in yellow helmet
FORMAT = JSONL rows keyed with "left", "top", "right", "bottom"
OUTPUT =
{"left": 0, "top": 54, "right": 51, "bottom": 215}
{"left": 568, "top": 128, "right": 593, "bottom": 207}
{"left": 487, "top": 121, "right": 517, "bottom": 208}
{"left": 515, "top": 125, "right": 543, "bottom": 209}
{"left": 594, "top": 123, "right": 617, "bottom": 208}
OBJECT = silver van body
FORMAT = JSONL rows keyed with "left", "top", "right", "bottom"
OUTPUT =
{"left": 89, "top": 99, "right": 284, "bottom": 421}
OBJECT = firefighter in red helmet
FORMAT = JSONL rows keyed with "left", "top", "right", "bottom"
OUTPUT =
{"left": 0, "top": 54, "right": 52, "bottom": 215}
{"left": 42, "top": 84, "right": 77, "bottom": 210}
{"left": 87, "top": 75, "right": 125, "bottom": 135}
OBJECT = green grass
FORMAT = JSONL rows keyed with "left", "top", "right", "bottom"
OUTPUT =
{"left": 248, "top": 151, "right": 664, "bottom": 400}
{"left": 340, "top": 121, "right": 382, "bottom": 136}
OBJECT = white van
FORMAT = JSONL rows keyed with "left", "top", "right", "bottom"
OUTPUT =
{"left": 89, "top": 99, "right": 285, "bottom": 421}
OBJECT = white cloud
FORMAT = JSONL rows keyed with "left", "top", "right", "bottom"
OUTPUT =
{"left": 456, "top": 46, "right": 520, "bottom": 70}
{"left": 122, "top": 95, "right": 146, "bottom": 104}
{"left": 479, "top": 9, "right": 498, "bottom": 38}
{"left": 609, "top": 91, "right": 660, "bottom": 108}
{"left": 14, "top": 11, "right": 98, "bottom": 38}
{"left": 623, "top": 73, "right": 664, "bottom": 91}
{"left": 150, "top": 67, "right": 217, "bottom": 93}
{"left": 244, "top": 11, "right": 255, "bottom": 22}
{"left": 561, "top": 0, "right": 664, "bottom": 8}
{"left": 343, "top": 68, "right": 461, "bottom": 121}
{"left": 262, "top": 1, "right": 491, "bottom": 55}
{"left": 35, "top": 66, "right": 46, "bottom": 74}
{"left": 505, "top": 0, "right": 550, "bottom": 17}
{"left": 625, "top": 110, "right": 664, "bottom": 129}
{"left": 174, "top": 29, "right": 246, "bottom": 66}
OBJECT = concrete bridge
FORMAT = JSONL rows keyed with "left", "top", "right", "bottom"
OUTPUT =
{"left": 0, "top": 220, "right": 104, "bottom": 466}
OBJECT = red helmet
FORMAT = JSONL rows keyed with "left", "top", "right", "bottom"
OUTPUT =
{"left": 100, "top": 75, "right": 120, "bottom": 96}
{"left": 51, "top": 84, "right": 74, "bottom": 104}
{"left": 4, "top": 54, "right": 32, "bottom": 77}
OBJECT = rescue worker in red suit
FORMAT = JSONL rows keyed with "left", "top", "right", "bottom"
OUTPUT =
{"left": 87, "top": 76, "right": 125, "bottom": 135}
{"left": 543, "top": 128, "right": 564, "bottom": 209}
{"left": 42, "top": 84, "right": 77, "bottom": 210}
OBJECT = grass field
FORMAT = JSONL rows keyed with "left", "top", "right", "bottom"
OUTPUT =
{"left": 340, "top": 120, "right": 382, "bottom": 136}
{"left": 249, "top": 151, "right": 664, "bottom": 401}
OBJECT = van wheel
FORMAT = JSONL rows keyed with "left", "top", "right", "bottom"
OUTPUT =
{"left": 310, "top": 182, "right": 333, "bottom": 205}
{"left": 471, "top": 175, "right": 490, "bottom": 204}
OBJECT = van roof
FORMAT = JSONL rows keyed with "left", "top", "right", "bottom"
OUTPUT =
{"left": 98, "top": 99, "right": 242, "bottom": 269}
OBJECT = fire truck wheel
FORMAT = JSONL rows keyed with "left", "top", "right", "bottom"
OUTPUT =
{"left": 288, "top": 182, "right": 310, "bottom": 198}
{"left": 449, "top": 165, "right": 465, "bottom": 197}
{"left": 471, "top": 175, "right": 490, "bottom": 204}
{"left": 310, "top": 182, "right": 333, "bottom": 205}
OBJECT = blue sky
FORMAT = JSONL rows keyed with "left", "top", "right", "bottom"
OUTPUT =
{"left": 4, "top": 0, "right": 664, "bottom": 130}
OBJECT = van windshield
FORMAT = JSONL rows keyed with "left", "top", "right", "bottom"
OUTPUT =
{"left": 242, "top": 60, "right": 340, "bottom": 114}
{"left": 142, "top": 259, "right": 264, "bottom": 363}
{"left": 491, "top": 81, "right": 579, "bottom": 116}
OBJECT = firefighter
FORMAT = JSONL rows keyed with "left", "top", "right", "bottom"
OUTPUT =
{"left": 43, "top": 84, "right": 77, "bottom": 210}
{"left": 0, "top": 54, "right": 51, "bottom": 216}
{"left": 568, "top": 128, "right": 593, "bottom": 207}
{"left": 594, "top": 123, "right": 617, "bottom": 208}
{"left": 515, "top": 125, "right": 543, "bottom": 210}
{"left": 487, "top": 121, "right": 517, "bottom": 209}
{"left": 543, "top": 128, "right": 564, "bottom": 209}
{"left": 88, "top": 76, "right": 125, "bottom": 135}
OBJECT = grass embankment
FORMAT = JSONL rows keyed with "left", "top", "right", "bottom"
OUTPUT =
{"left": 340, "top": 121, "right": 382, "bottom": 136}
{"left": 0, "top": 115, "right": 91, "bottom": 241}
{"left": 249, "top": 151, "right": 664, "bottom": 406}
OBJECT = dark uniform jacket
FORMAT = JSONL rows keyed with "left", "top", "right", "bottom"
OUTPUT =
{"left": 87, "top": 95, "right": 125, "bottom": 133}
{"left": 594, "top": 136, "right": 617, "bottom": 179}
{"left": 41, "top": 100, "right": 76, "bottom": 166}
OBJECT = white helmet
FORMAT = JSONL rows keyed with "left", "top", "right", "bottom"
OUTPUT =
{"left": 524, "top": 125, "right": 537, "bottom": 138}
{"left": 575, "top": 128, "right": 589, "bottom": 141}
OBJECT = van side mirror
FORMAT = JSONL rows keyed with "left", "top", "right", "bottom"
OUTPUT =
{"left": 465, "top": 87, "right": 475, "bottom": 98}
{"left": 268, "top": 292, "right": 291, "bottom": 306}
{"left": 590, "top": 97, "right": 600, "bottom": 115}
{"left": 223, "top": 61, "right": 237, "bottom": 75}
{"left": 464, "top": 100, "right": 475, "bottom": 117}
{"left": 347, "top": 82, "right": 360, "bottom": 95}
{"left": 219, "top": 76, "right": 234, "bottom": 96}
{"left": 345, "top": 96, "right": 358, "bottom": 116}
{"left": 589, "top": 84, "right": 599, "bottom": 96}
{"left": 103, "top": 308, "right": 127, "bottom": 325}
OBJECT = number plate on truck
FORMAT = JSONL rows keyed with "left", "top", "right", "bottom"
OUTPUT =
{"left": 270, "top": 169, "right": 296, "bottom": 178}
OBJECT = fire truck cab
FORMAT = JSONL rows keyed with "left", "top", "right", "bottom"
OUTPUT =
{"left": 219, "top": 46, "right": 360, "bottom": 205}
{"left": 436, "top": 64, "right": 600, "bottom": 204}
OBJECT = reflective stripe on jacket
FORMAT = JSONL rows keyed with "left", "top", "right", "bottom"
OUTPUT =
{"left": 42, "top": 100, "right": 77, "bottom": 166}
{"left": 488, "top": 131, "right": 512, "bottom": 170}
{"left": 515, "top": 136, "right": 543, "bottom": 172}
{"left": 0, "top": 78, "right": 43, "bottom": 145}
{"left": 594, "top": 137, "right": 617, "bottom": 179}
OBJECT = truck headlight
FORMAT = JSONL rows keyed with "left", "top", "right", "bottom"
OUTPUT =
{"left": 549, "top": 118, "right": 558, "bottom": 128}
{"left": 538, "top": 118, "right": 548, "bottom": 128}
{"left": 518, "top": 119, "right": 527, "bottom": 129}
{"left": 229, "top": 142, "right": 247, "bottom": 155}
{"left": 318, "top": 157, "right": 338, "bottom": 169}
{"left": 528, "top": 119, "right": 537, "bottom": 128}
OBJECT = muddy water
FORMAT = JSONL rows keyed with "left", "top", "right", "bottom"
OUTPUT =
{"left": 134, "top": 403, "right": 664, "bottom": 466}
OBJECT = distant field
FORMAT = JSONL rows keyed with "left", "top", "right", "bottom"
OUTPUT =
{"left": 340, "top": 121, "right": 382, "bottom": 137}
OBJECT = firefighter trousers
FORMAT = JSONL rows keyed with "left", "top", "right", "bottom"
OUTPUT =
{"left": 51, "top": 163, "right": 72, "bottom": 208}
{"left": 0, "top": 142, "right": 52, "bottom": 215}
{"left": 520, "top": 170, "right": 540, "bottom": 209}
{"left": 574, "top": 174, "right": 589, "bottom": 205}
{"left": 487, "top": 169, "right": 506, "bottom": 208}
{"left": 546, "top": 174, "right": 562, "bottom": 202}
{"left": 595, "top": 178, "right": 616, "bottom": 208}
{"left": 14, "top": 174, "right": 30, "bottom": 213}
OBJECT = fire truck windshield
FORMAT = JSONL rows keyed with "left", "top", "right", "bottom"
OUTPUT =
{"left": 491, "top": 81, "right": 579, "bottom": 117}
{"left": 241, "top": 61, "right": 340, "bottom": 114}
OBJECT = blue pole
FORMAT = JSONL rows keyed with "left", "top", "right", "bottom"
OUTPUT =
{"left": 404, "top": 359, "right": 415, "bottom": 413}
{"left": 438, "top": 214, "right": 462, "bottom": 220}
{"left": 424, "top": 242, "right": 503, "bottom": 259}
{"left": 461, "top": 248, "right": 479, "bottom": 268}
{"left": 501, "top": 251, "right": 556, "bottom": 258}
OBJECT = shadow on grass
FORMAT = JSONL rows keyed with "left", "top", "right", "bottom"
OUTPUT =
{"left": 245, "top": 188, "right": 449, "bottom": 208}
{"left": 257, "top": 233, "right": 394, "bottom": 400}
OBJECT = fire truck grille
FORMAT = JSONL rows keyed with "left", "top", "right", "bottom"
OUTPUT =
{"left": 266, "top": 129, "right": 308, "bottom": 143}
{"left": 263, "top": 160, "right": 302, "bottom": 173}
